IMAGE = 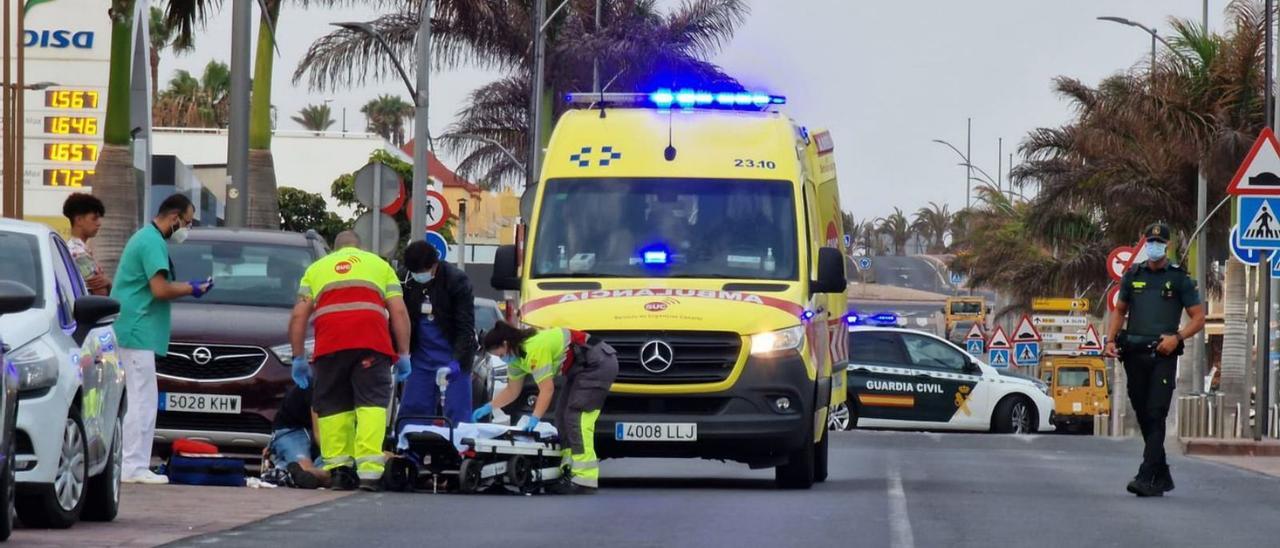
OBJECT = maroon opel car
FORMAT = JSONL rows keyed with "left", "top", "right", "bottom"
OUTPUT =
{"left": 154, "top": 228, "right": 327, "bottom": 453}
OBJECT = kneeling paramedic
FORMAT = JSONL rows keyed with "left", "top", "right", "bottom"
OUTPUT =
{"left": 288, "top": 231, "right": 413, "bottom": 491}
{"left": 1105, "top": 222, "right": 1205, "bottom": 497}
{"left": 473, "top": 321, "right": 618, "bottom": 494}
{"left": 400, "top": 240, "right": 477, "bottom": 426}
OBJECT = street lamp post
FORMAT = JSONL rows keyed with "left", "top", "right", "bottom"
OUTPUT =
{"left": 334, "top": 9, "right": 432, "bottom": 243}
{"left": 444, "top": 133, "right": 526, "bottom": 172}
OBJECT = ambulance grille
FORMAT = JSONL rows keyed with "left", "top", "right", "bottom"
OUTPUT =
{"left": 592, "top": 331, "right": 741, "bottom": 384}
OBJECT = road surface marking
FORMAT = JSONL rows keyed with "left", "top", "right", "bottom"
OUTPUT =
{"left": 887, "top": 462, "right": 915, "bottom": 548}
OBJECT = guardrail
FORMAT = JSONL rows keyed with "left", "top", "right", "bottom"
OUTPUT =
{"left": 1177, "top": 394, "right": 1228, "bottom": 439}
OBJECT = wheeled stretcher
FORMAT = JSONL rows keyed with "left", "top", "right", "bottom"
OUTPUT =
{"left": 384, "top": 416, "right": 566, "bottom": 494}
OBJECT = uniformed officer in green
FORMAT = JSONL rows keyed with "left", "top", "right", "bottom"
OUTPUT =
{"left": 1105, "top": 222, "right": 1205, "bottom": 497}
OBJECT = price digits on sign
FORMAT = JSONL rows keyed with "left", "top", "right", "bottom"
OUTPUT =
{"left": 44, "top": 89, "right": 100, "bottom": 110}
{"left": 43, "top": 169, "right": 94, "bottom": 187}
{"left": 44, "top": 116, "right": 99, "bottom": 135}
{"left": 43, "top": 142, "right": 99, "bottom": 162}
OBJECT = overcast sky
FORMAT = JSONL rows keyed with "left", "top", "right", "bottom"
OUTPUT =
{"left": 166, "top": 0, "right": 1219, "bottom": 219}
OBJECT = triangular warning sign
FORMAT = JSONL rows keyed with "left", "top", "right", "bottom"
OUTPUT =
{"left": 987, "top": 326, "right": 1011, "bottom": 349}
{"left": 1018, "top": 345, "right": 1036, "bottom": 362}
{"left": 964, "top": 323, "right": 985, "bottom": 341}
{"left": 1012, "top": 315, "right": 1041, "bottom": 342}
{"left": 1227, "top": 128, "right": 1280, "bottom": 196}
{"left": 1077, "top": 325, "right": 1103, "bottom": 351}
{"left": 1244, "top": 200, "right": 1280, "bottom": 240}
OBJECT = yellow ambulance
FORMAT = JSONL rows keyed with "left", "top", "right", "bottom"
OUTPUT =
{"left": 491, "top": 89, "right": 849, "bottom": 488}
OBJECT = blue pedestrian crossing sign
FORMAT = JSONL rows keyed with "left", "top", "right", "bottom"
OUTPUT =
{"left": 965, "top": 339, "right": 984, "bottom": 356}
{"left": 1237, "top": 196, "right": 1280, "bottom": 248}
{"left": 1013, "top": 341, "right": 1040, "bottom": 367}
{"left": 988, "top": 349, "right": 1010, "bottom": 368}
{"left": 1231, "top": 224, "right": 1264, "bottom": 266}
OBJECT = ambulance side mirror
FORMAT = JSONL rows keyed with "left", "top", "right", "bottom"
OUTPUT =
{"left": 491, "top": 245, "right": 521, "bottom": 291}
{"left": 812, "top": 247, "right": 846, "bottom": 294}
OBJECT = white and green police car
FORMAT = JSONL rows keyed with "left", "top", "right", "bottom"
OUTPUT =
{"left": 831, "top": 314, "right": 1054, "bottom": 434}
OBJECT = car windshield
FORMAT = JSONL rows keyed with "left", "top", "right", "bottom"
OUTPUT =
{"left": 1057, "top": 367, "right": 1091, "bottom": 387}
{"left": 0, "top": 231, "right": 43, "bottom": 301}
{"left": 169, "top": 241, "right": 314, "bottom": 308}
{"left": 532, "top": 178, "right": 798, "bottom": 280}
{"left": 475, "top": 302, "right": 500, "bottom": 333}
{"left": 950, "top": 301, "right": 982, "bottom": 314}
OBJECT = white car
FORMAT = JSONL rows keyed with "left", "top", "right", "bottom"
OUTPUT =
{"left": 834, "top": 324, "right": 1054, "bottom": 434}
{"left": 0, "top": 219, "right": 126, "bottom": 528}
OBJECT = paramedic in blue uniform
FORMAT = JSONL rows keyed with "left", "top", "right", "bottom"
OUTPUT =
{"left": 1105, "top": 222, "right": 1205, "bottom": 498}
{"left": 400, "top": 240, "right": 477, "bottom": 426}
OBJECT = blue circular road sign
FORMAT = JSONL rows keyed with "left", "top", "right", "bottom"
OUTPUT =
{"left": 425, "top": 230, "right": 449, "bottom": 262}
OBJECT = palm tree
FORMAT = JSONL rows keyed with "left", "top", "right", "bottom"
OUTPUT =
{"left": 292, "top": 103, "right": 336, "bottom": 132}
{"left": 913, "top": 202, "right": 951, "bottom": 253}
{"left": 361, "top": 94, "right": 415, "bottom": 146}
{"left": 148, "top": 6, "right": 192, "bottom": 100}
{"left": 91, "top": 0, "right": 212, "bottom": 275}
{"left": 294, "top": 0, "right": 749, "bottom": 189}
{"left": 153, "top": 60, "right": 232, "bottom": 128}
{"left": 878, "top": 208, "right": 912, "bottom": 257}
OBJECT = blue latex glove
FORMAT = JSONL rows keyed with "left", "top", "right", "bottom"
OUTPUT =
{"left": 188, "top": 278, "right": 213, "bottom": 298}
{"left": 523, "top": 415, "right": 541, "bottom": 432}
{"left": 291, "top": 356, "right": 311, "bottom": 389}
{"left": 394, "top": 354, "right": 412, "bottom": 383}
{"left": 472, "top": 403, "right": 493, "bottom": 423}
{"left": 446, "top": 361, "right": 462, "bottom": 381}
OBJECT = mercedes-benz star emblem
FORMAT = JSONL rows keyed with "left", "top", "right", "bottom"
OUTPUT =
{"left": 192, "top": 347, "right": 213, "bottom": 365}
{"left": 639, "top": 341, "right": 674, "bottom": 374}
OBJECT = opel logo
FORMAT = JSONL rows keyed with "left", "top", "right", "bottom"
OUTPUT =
{"left": 192, "top": 347, "right": 213, "bottom": 365}
{"left": 639, "top": 341, "right": 674, "bottom": 374}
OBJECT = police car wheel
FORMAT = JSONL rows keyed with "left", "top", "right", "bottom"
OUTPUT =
{"left": 992, "top": 396, "right": 1035, "bottom": 434}
{"left": 828, "top": 402, "right": 852, "bottom": 432}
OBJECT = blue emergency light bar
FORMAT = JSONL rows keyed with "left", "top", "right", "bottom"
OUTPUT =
{"left": 565, "top": 89, "right": 786, "bottom": 111}
{"left": 847, "top": 311, "right": 901, "bottom": 328}
{"left": 642, "top": 249, "right": 670, "bottom": 265}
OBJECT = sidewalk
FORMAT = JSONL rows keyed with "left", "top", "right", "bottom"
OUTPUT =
{"left": 11, "top": 483, "right": 350, "bottom": 547}
{"left": 1183, "top": 437, "right": 1280, "bottom": 478}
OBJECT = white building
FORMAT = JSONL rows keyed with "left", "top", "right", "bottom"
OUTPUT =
{"left": 152, "top": 128, "right": 411, "bottom": 218}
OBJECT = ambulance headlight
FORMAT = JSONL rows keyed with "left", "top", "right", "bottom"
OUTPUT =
{"left": 271, "top": 339, "right": 315, "bottom": 363}
{"left": 750, "top": 326, "right": 805, "bottom": 356}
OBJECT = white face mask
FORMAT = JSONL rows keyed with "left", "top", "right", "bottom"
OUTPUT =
{"left": 170, "top": 226, "right": 190, "bottom": 244}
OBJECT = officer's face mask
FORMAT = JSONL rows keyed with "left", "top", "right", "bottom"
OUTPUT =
{"left": 1146, "top": 241, "right": 1168, "bottom": 261}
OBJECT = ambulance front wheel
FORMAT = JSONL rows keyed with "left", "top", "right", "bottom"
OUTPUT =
{"left": 458, "top": 459, "right": 482, "bottom": 494}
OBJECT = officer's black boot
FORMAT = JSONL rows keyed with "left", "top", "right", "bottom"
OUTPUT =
{"left": 1152, "top": 464, "right": 1175, "bottom": 493}
{"left": 1126, "top": 463, "right": 1162, "bottom": 497}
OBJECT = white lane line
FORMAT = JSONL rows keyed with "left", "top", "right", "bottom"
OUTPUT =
{"left": 887, "top": 462, "right": 915, "bottom": 548}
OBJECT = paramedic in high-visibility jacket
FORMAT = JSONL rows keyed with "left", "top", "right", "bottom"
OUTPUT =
{"left": 288, "top": 231, "right": 413, "bottom": 491}
{"left": 473, "top": 321, "right": 619, "bottom": 494}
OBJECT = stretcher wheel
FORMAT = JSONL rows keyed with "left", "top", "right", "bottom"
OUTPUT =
{"left": 458, "top": 459, "right": 481, "bottom": 494}
{"left": 384, "top": 458, "right": 415, "bottom": 492}
{"left": 506, "top": 456, "right": 532, "bottom": 490}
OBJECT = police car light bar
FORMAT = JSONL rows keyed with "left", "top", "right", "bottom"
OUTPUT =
{"left": 848, "top": 311, "right": 901, "bottom": 328}
{"left": 565, "top": 89, "right": 786, "bottom": 110}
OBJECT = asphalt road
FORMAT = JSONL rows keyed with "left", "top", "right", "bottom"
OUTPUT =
{"left": 170, "top": 431, "right": 1280, "bottom": 548}
{"left": 868, "top": 256, "right": 949, "bottom": 294}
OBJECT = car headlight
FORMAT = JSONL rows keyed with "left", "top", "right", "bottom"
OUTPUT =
{"left": 750, "top": 325, "right": 806, "bottom": 356}
{"left": 9, "top": 339, "right": 59, "bottom": 391}
{"left": 271, "top": 339, "right": 315, "bottom": 363}
{"left": 1033, "top": 380, "right": 1050, "bottom": 396}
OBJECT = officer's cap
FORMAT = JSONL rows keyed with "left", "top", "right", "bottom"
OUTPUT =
{"left": 1143, "top": 222, "right": 1170, "bottom": 243}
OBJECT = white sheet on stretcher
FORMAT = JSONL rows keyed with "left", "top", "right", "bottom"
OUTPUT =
{"left": 397, "top": 419, "right": 558, "bottom": 453}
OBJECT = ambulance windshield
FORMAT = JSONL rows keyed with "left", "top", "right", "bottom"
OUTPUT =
{"left": 533, "top": 178, "right": 798, "bottom": 281}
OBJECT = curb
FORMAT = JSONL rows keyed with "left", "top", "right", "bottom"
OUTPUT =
{"left": 1181, "top": 437, "right": 1280, "bottom": 457}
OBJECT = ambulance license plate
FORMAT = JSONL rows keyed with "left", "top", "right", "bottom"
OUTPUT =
{"left": 160, "top": 392, "right": 242, "bottom": 414}
{"left": 614, "top": 422, "right": 697, "bottom": 441}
